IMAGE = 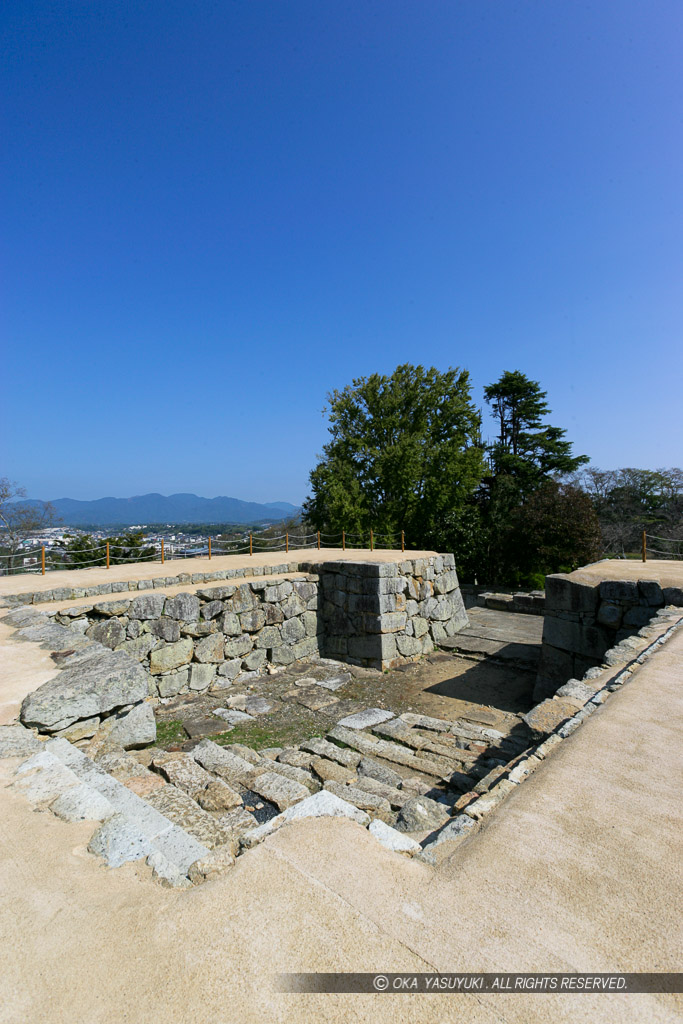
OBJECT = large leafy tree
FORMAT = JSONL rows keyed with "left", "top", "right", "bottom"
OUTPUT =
{"left": 304, "top": 364, "right": 485, "bottom": 547}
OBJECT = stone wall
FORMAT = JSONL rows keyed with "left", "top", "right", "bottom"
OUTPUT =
{"left": 47, "top": 554, "right": 470, "bottom": 690}
{"left": 535, "top": 572, "right": 683, "bottom": 700}
{"left": 319, "top": 555, "right": 467, "bottom": 669}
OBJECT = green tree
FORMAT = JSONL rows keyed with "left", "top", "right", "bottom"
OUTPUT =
{"left": 478, "top": 371, "right": 590, "bottom": 583}
{"left": 56, "top": 532, "right": 156, "bottom": 569}
{"left": 303, "top": 364, "right": 485, "bottom": 548}
{"left": 0, "top": 478, "right": 57, "bottom": 574}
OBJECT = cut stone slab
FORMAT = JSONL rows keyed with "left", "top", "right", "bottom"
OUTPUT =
{"left": 328, "top": 725, "right": 454, "bottom": 778}
{"left": 522, "top": 699, "right": 579, "bottom": 739}
{"left": 145, "top": 785, "right": 233, "bottom": 849}
{"left": 464, "top": 779, "right": 517, "bottom": 820}
{"left": 149, "top": 639, "right": 194, "bottom": 675}
{"left": 323, "top": 781, "right": 393, "bottom": 822}
{"left": 352, "top": 775, "right": 409, "bottom": 809}
{"left": 151, "top": 752, "right": 214, "bottom": 799}
{"left": 399, "top": 712, "right": 451, "bottom": 733}
{"left": 88, "top": 814, "right": 154, "bottom": 868}
{"left": 336, "top": 708, "right": 395, "bottom": 730}
{"left": 300, "top": 737, "right": 362, "bottom": 769}
{"left": 316, "top": 673, "right": 352, "bottom": 692}
{"left": 146, "top": 850, "right": 192, "bottom": 889}
{"left": 417, "top": 814, "right": 478, "bottom": 864}
{"left": 394, "top": 795, "right": 451, "bottom": 833}
{"left": 102, "top": 702, "right": 157, "bottom": 750}
{"left": 0, "top": 723, "right": 42, "bottom": 758}
{"left": 555, "top": 678, "right": 602, "bottom": 703}
{"left": 356, "top": 756, "right": 403, "bottom": 789}
{"left": 243, "top": 696, "right": 272, "bottom": 716}
{"left": 191, "top": 739, "right": 255, "bottom": 781}
{"left": 188, "top": 846, "right": 235, "bottom": 883}
{"left": 12, "top": 751, "right": 81, "bottom": 806}
{"left": 213, "top": 708, "right": 254, "bottom": 726}
{"left": 197, "top": 779, "right": 243, "bottom": 812}
{"left": 261, "top": 761, "right": 319, "bottom": 793}
{"left": 368, "top": 818, "right": 422, "bottom": 857}
{"left": 247, "top": 770, "right": 310, "bottom": 811}
{"left": 50, "top": 783, "right": 115, "bottom": 822}
{"left": 20, "top": 651, "right": 149, "bottom": 733}
{"left": 294, "top": 690, "right": 339, "bottom": 712}
{"left": 54, "top": 717, "right": 101, "bottom": 743}
{"left": 240, "top": 788, "right": 371, "bottom": 849}
{"left": 310, "top": 757, "right": 357, "bottom": 785}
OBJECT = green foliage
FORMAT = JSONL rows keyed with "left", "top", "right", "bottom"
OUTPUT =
{"left": 303, "top": 364, "right": 485, "bottom": 547}
{"left": 579, "top": 467, "right": 683, "bottom": 556}
{"left": 57, "top": 531, "right": 156, "bottom": 568}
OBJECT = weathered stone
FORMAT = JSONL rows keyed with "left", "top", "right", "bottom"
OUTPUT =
{"left": 242, "top": 649, "right": 267, "bottom": 673}
{"left": 220, "top": 612, "right": 241, "bottom": 636}
{"left": 216, "top": 659, "right": 242, "bottom": 681}
{"left": 239, "top": 609, "right": 266, "bottom": 632}
{"left": 300, "top": 737, "right": 362, "bottom": 769}
{"left": 263, "top": 603, "right": 284, "bottom": 625}
{"left": 0, "top": 723, "right": 42, "bottom": 757}
{"left": 148, "top": 616, "right": 181, "bottom": 642}
{"left": 144, "top": 786, "right": 229, "bottom": 849}
{"left": 281, "top": 593, "right": 306, "bottom": 619}
{"left": 368, "top": 818, "right": 421, "bottom": 856}
{"left": 189, "top": 663, "right": 217, "bottom": 691}
{"left": 522, "top": 698, "right": 578, "bottom": 739}
{"left": 464, "top": 779, "right": 516, "bottom": 820}
{"left": 396, "top": 634, "right": 423, "bottom": 656}
{"left": 180, "top": 620, "right": 215, "bottom": 638}
{"left": 50, "top": 782, "right": 115, "bottom": 822}
{"left": 188, "top": 846, "right": 235, "bottom": 883}
{"left": 271, "top": 645, "right": 296, "bottom": 666}
{"left": 197, "top": 779, "right": 242, "bottom": 811}
{"left": 104, "top": 702, "right": 157, "bottom": 750}
{"left": 555, "top": 678, "right": 601, "bottom": 703}
{"left": 262, "top": 761, "right": 318, "bottom": 793}
{"left": 213, "top": 708, "right": 253, "bottom": 725}
{"left": 323, "top": 781, "right": 393, "bottom": 821}
{"left": 86, "top": 618, "right": 126, "bottom": 650}
{"left": 254, "top": 625, "right": 283, "bottom": 649}
{"left": 277, "top": 748, "right": 317, "bottom": 769}
{"left": 115, "top": 634, "right": 157, "bottom": 662}
{"left": 247, "top": 770, "right": 309, "bottom": 811}
{"left": 597, "top": 603, "right": 623, "bottom": 628}
{"left": 224, "top": 634, "right": 253, "bottom": 659}
{"left": 152, "top": 752, "right": 214, "bottom": 799}
{"left": 12, "top": 751, "right": 81, "bottom": 805}
{"left": 623, "top": 606, "right": 654, "bottom": 628}
{"left": 353, "top": 775, "right": 408, "bottom": 809}
{"left": 129, "top": 594, "right": 166, "bottom": 620}
{"left": 281, "top": 617, "right": 306, "bottom": 643}
{"left": 164, "top": 593, "right": 201, "bottom": 621}
{"left": 202, "top": 600, "right": 225, "bottom": 620}
{"left": 310, "top": 757, "right": 357, "bottom": 785}
{"left": 191, "top": 740, "right": 255, "bottom": 783}
{"left": 20, "top": 651, "right": 149, "bottom": 733}
{"left": 417, "top": 814, "right": 478, "bottom": 863}
{"left": 193, "top": 633, "right": 224, "bottom": 664}
{"left": 149, "top": 639, "right": 194, "bottom": 674}
{"left": 87, "top": 814, "right": 154, "bottom": 867}
{"left": 394, "top": 795, "right": 450, "bottom": 833}
{"left": 662, "top": 586, "right": 683, "bottom": 606}
{"left": 157, "top": 668, "right": 190, "bottom": 697}
{"left": 356, "top": 756, "right": 403, "bottom": 789}
{"left": 337, "top": 708, "right": 395, "bottom": 730}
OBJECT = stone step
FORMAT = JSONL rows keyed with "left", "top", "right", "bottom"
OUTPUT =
{"left": 42, "top": 738, "right": 209, "bottom": 879}
{"left": 371, "top": 719, "right": 479, "bottom": 766}
{"left": 322, "top": 781, "right": 394, "bottom": 823}
{"left": 327, "top": 725, "right": 453, "bottom": 778}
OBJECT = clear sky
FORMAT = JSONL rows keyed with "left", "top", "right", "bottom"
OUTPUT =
{"left": 2, "top": 1, "right": 681, "bottom": 504}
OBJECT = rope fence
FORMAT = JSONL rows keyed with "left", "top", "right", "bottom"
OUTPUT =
{"left": 641, "top": 531, "right": 683, "bottom": 562}
{"left": 0, "top": 527, "right": 408, "bottom": 577}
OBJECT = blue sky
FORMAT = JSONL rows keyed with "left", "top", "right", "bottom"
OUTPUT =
{"left": 2, "top": 1, "right": 681, "bottom": 504}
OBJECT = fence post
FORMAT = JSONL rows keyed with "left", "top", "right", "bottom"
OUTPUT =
{"left": 642, "top": 530, "right": 647, "bottom": 563}
{"left": 106, "top": 541, "right": 110, "bottom": 569}
{"left": 249, "top": 533, "right": 253, "bottom": 556}
{"left": 208, "top": 537, "right": 212, "bottom": 560}
{"left": 370, "top": 529, "right": 374, "bottom": 552}
{"left": 286, "top": 532, "right": 289, "bottom": 554}
{"left": 41, "top": 546, "right": 45, "bottom": 575}
{"left": 161, "top": 539, "right": 164, "bottom": 564}
{"left": 317, "top": 531, "right": 320, "bottom": 550}
{"left": 401, "top": 530, "right": 405, "bottom": 553}
{"left": 342, "top": 529, "right": 345, "bottom": 551}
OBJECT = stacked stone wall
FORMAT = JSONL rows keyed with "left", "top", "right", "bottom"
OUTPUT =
{"left": 535, "top": 573, "right": 683, "bottom": 700}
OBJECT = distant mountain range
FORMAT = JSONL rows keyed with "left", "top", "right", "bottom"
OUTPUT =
{"left": 23, "top": 493, "right": 302, "bottom": 527}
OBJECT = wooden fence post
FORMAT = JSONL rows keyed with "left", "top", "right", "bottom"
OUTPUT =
{"left": 286, "top": 532, "right": 289, "bottom": 554}
{"left": 106, "top": 541, "right": 110, "bottom": 569}
{"left": 642, "top": 531, "right": 647, "bottom": 563}
{"left": 161, "top": 539, "right": 164, "bottom": 564}
{"left": 370, "top": 529, "right": 374, "bottom": 552}
{"left": 317, "top": 531, "right": 320, "bottom": 550}
{"left": 342, "top": 529, "right": 345, "bottom": 551}
{"left": 41, "top": 546, "right": 45, "bottom": 575}
{"left": 401, "top": 530, "right": 405, "bottom": 553}
{"left": 249, "top": 533, "right": 253, "bottom": 556}
{"left": 208, "top": 537, "right": 212, "bottom": 560}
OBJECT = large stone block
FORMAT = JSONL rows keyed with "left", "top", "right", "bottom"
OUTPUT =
{"left": 164, "top": 593, "right": 200, "bottom": 621}
{"left": 150, "top": 639, "right": 194, "bottom": 674}
{"left": 598, "top": 580, "right": 639, "bottom": 603}
{"left": 224, "top": 634, "right": 254, "bottom": 659}
{"left": 545, "top": 575, "right": 599, "bottom": 613}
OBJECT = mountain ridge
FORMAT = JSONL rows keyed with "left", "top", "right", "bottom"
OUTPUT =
{"left": 22, "top": 492, "right": 302, "bottom": 527}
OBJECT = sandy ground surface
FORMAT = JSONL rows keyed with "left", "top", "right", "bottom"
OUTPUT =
{"left": 568, "top": 558, "right": 683, "bottom": 589}
{"left": 1, "top": 610, "right": 681, "bottom": 1022}
{"left": 0, "top": 547, "right": 434, "bottom": 599}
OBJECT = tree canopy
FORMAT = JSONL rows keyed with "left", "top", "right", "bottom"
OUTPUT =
{"left": 303, "top": 364, "right": 485, "bottom": 547}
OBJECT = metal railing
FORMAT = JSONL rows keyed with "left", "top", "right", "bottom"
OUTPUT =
{"left": 0, "top": 528, "right": 407, "bottom": 576}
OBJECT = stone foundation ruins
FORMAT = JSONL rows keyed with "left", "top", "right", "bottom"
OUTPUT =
{"left": 1, "top": 554, "right": 682, "bottom": 890}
